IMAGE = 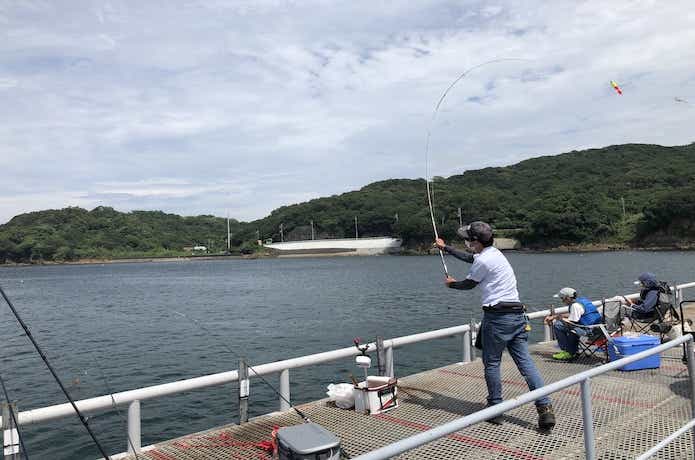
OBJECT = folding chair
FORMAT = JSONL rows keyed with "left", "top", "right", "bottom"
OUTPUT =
{"left": 679, "top": 299, "right": 695, "bottom": 363}
{"left": 625, "top": 283, "right": 680, "bottom": 340}
{"left": 571, "top": 299, "right": 623, "bottom": 362}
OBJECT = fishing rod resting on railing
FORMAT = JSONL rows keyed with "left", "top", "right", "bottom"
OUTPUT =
{"left": 0, "top": 284, "right": 111, "bottom": 459}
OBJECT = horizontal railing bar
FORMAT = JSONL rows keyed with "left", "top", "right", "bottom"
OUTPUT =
{"left": 353, "top": 334, "right": 693, "bottom": 460}
{"left": 386, "top": 324, "right": 472, "bottom": 348}
{"left": 8, "top": 328, "right": 477, "bottom": 425}
{"left": 635, "top": 418, "right": 695, "bottom": 460}
{"left": 16, "top": 370, "right": 239, "bottom": 425}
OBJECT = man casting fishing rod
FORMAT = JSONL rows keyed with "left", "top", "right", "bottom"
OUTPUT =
{"left": 435, "top": 221, "right": 555, "bottom": 431}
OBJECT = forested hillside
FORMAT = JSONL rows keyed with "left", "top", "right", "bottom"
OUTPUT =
{"left": 1, "top": 143, "right": 694, "bottom": 263}
{"left": 253, "top": 142, "right": 695, "bottom": 248}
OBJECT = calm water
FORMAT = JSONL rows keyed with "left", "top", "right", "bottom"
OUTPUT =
{"left": 0, "top": 252, "right": 694, "bottom": 459}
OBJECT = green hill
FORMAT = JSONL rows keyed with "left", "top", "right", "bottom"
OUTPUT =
{"left": 2, "top": 143, "right": 694, "bottom": 263}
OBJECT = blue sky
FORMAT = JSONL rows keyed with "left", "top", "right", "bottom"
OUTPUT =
{"left": 1, "top": 1, "right": 694, "bottom": 223}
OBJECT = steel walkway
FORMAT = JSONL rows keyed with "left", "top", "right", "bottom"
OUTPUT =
{"left": 122, "top": 342, "right": 693, "bottom": 460}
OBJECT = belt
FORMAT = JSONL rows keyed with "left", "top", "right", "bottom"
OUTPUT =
{"left": 482, "top": 301, "right": 526, "bottom": 313}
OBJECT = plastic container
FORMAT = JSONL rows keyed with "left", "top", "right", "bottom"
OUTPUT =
{"left": 277, "top": 423, "right": 341, "bottom": 460}
{"left": 353, "top": 376, "right": 398, "bottom": 415}
{"left": 607, "top": 335, "right": 661, "bottom": 371}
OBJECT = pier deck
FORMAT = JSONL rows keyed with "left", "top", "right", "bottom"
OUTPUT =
{"left": 124, "top": 342, "right": 693, "bottom": 459}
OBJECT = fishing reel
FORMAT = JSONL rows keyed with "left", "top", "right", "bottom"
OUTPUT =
{"left": 353, "top": 338, "right": 371, "bottom": 381}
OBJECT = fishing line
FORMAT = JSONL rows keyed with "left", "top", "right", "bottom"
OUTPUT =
{"left": 424, "top": 57, "right": 533, "bottom": 276}
{"left": 172, "top": 311, "right": 353, "bottom": 459}
{"left": 67, "top": 308, "right": 143, "bottom": 459}
{"left": 84, "top": 349, "right": 142, "bottom": 459}
{"left": 172, "top": 310, "right": 310, "bottom": 423}
{"left": 0, "top": 284, "right": 111, "bottom": 459}
{"left": 0, "top": 371, "right": 30, "bottom": 459}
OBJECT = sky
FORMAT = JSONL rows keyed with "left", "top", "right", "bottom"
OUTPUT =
{"left": 1, "top": 1, "right": 694, "bottom": 224}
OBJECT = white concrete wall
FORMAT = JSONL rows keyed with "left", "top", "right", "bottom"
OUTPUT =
{"left": 265, "top": 237, "right": 402, "bottom": 252}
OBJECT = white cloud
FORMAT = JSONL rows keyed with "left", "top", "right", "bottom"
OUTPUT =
{"left": 0, "top": 0, "right": 694, "bottom": 224}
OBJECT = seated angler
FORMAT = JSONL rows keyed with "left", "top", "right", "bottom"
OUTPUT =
{"left": 544, "top": 287, "right": 602, "bottom": 361}
{"left": 623, "top": 272, "right": 660, "bottom": 319}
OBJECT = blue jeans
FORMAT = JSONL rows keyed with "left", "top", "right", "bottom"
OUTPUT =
{"left": 554, "top": 321, "right": 582, "bottom": 355}
{"left": 481, "top": 311, "right": 551, "bottom": 407}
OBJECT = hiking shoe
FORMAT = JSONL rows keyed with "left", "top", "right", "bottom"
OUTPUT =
{"left": 537, "top": 404, "right": 556, "bottom": 431}
{"left": 486, "top": 414, "right": 504, "bottom": 425}
{"left": 552, "top": 351, "right": 575, "bottom": 361}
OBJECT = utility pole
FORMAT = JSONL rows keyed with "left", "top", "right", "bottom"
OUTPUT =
{"left": 279, "top": 223, "right": 284, "bottom": 242}
{"left": 310, "top": 220, "right": 315, "bottom": 240}
{"left": 255, "top": 229, "right": 260, "bottom": 243}
{"left": 355, "top": 216, "right": 359, "bottom": 239}
{"left": 458, "top": 207, "right": 463, "bottom": 227}
{"left": 227, "top": 212, "right": 231, "bottom": 252}
{"left": 621, "top": 197, "right": 626, "bottom": 218}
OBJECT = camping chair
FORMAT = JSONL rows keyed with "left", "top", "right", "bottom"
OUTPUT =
{"left": 679, "top": 299, "right": 695, "bottom": 363}
{"left": 624, "top": 283, "right": 680, "bottom": 340}
{"left": 570, "top": 299, "right": 623, "bottom": 362}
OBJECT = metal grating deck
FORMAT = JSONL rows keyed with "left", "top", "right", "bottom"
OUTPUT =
{"left": 123, "top": 343, "right": 694, "bottom": 459}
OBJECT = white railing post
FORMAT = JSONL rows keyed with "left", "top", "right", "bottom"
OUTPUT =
{"left": 2, "top": 402, "right": 20, "bottom": 460}
{"left": 543, "top": 305, "right": 555, "bottom": 342}
{"left": 543, "top": 323, "right": 552, "bottom": 342}
{"left": 686, "top": 340, "right": 695, "bottom": 453}
{"left": 580, "top": 378, "right": 596, "bottom": 460}
{"left": 239, "top": 359, "right": 249, "bottom": 424}
{"left": 376, "top": 336, "right": 386, "bottom": 376}
{"left": 676, "top": 287, "right": 682, "bottom": 327}
{"left": 279, "top": 369, "right": 290, "bottom": 412}
{"left": 677, "top": 287, "right": 684, "bottom": 317}
{"left": 469, "top": 319, "right": 477, "bottom": 361}
{"left": 462, "top": 329, "right": 471, "bottom": 363}
{"left": 127, "top": 400, "right": 141, "bottom": 454}
{"left": 385, "top": 346, "right": 394, "bottom": 378}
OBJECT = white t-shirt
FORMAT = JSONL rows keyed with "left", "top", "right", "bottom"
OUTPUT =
{"left": 466, "top": 246, "right": 520, "bottom": 306}
{"left": 567, "top": 301, "right": 585, "bottom": 322}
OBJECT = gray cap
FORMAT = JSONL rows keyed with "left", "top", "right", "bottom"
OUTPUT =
{"left": 553, "top": 287, "right": 577, "bottom": 299}
{"left": 457, "top": 221, "right": 493, "bottom": 243}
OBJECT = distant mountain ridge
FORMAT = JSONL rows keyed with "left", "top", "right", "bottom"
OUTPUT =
{"left": 2, "top": 142, "right": 694, "bottom": 263}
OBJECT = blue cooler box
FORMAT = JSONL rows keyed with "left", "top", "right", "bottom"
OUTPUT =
{"left": 607, "top": 335, "right": 661, "bottom": 371}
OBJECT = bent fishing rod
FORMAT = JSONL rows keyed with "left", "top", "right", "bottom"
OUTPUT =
{"left": 172, "top": 310, "right": 310, "bottom": 423}
{"left": 424, "top": 57, "right": 532, "bottom": 277}
{"left": 0, "top": 284, "right": 111, "bottom": 459}
{"left": 0, "top": 371, "right": 30, "bottom": 459}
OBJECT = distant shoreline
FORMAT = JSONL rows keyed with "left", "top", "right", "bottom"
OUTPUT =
{"left": 0, "top": 254, "right": 246, "bottom": 267}
{"left": 1, "top": 244, "right": 694, "bottom": 267}
{"left": 521, "top": 243, "right": 695, "bottom": 253}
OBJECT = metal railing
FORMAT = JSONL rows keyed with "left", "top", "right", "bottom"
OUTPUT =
{"left": 1, "top": 281, "right": 694, "bottom": 458}
{"left": 353, "top": 334, "right": 695, "bottom": 460}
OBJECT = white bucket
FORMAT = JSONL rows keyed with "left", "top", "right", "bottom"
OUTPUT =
{"left": 353, "top": 376, "right": 398, "bottom": 415}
